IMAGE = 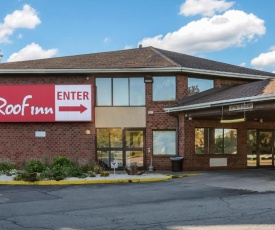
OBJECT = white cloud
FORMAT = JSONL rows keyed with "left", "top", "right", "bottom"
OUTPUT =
{"left": 180, "top": 0, "right": 234, "bottom": 17}
{"left": 139, "top": 10, "right": 265, "bottom": 54}
{"left": 7, "top": 43, "right": 58, "bottom": 62}
{"left": 0, "top": 4, "right": 40, "bottom": 43}
{"left": 251, "top": 47, "right": 275, "bottom": 67}
{"left": 240, "top": 62, "right": 246, "bottom": 67}
{"left": 124, "top": 45, "right": 134, "bottom": 50}
{"left": 104, "top": 37, "right": 110, "bottom": 44}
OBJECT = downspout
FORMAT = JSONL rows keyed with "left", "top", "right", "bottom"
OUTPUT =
{"left": 176, "top": 114, "right": 179, "bottom": 156}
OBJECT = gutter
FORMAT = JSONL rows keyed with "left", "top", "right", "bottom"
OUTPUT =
{"left": 0, "top": 66, "right": 273, "bottom": 80}
{"left": 164, "top": 93, "right": 275, "bottom": 113}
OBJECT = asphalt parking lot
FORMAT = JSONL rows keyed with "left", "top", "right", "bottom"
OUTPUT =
{"left": 1, "top": 169, "right": 275, "bottom": 230}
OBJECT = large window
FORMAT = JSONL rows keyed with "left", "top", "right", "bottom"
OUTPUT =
{"left": 195, "top": 128, "right": 237, "bottom": 154}
{"left": 96, "top": 77, "right": 145, "bottom": 106}
{"left": 96, "top": 128, "right": 144, "bottom": 168}
{"left": 188, "top": 78, "right": 213, "bottom": 96}
{"left": 153, "top": 76, "right": 176, "bottom": 101}
{"left": 153, "top": 130, "right": 176, "bottom": 155}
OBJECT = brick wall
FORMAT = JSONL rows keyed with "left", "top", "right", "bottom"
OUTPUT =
{"left": 182, "top": 118, "right": 275, "bottom": 170}
{"left": 0, "top": 74, "right": 96, "bottom": 167}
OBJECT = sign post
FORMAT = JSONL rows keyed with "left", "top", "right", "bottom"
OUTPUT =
{"left": 110, "top": 161, "right": 118, "bottom": 175}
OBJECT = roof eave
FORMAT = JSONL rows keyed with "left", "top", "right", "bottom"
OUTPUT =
{"left": 164, "top": 94, "right": 275, "bottom": 113}
{"left": 0, "top": 66, "right": 273, "bottom": 80}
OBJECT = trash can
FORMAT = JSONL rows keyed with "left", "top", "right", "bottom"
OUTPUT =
{"left": 170, "top": 156, "right": 184, "bottom": 172}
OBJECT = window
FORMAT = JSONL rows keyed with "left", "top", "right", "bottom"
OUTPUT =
{"left": 96, "top": 128, "right": 145, "bottom": 168}
{"left": 96, "top": 78, "right": 112, "bottom": 106}
{"left": 96, "top": 77, "right": 145, "bottom": 106}
{"left": 195, "top": 128, "right": 237, "bottom": 154}
{"left": 153, "top": 130, "right": 176, "bottom": 155}
{"left": 188, "top": 78, "right": 213, "bottom": 96}
{"left": 153, "top": 76, "right": 176, "bottom": 101}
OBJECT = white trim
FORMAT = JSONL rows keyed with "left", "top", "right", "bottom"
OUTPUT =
{"left": 164, "top": 93, "right": 275, "bottom": 113}
{"left": 0, "top": 66, "right": 273, "bottom": 80}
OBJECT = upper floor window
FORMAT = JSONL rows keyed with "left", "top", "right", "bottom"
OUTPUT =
{"left": 96, "top": 77, "right": 145, "bottom": 106}
{"left": 188, "top": 77, "right": 213, "bottom": 96}
{"left": 153, "top": 76, "right": 176, "bottom": 101}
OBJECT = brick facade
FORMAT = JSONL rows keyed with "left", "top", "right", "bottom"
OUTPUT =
{"left": 0, "top": 73, "right": 267, "bottom": 171}
{"left": 0, "top": 74, "right": 96, "bottom": 167}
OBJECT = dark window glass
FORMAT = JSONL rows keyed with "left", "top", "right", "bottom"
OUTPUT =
{"left": 96, "top": 129, "right": 109, "bottom": 148}
{"left": 97, "top": 150, "right": 110, "bottom": 167}
{"left": 125, "top": 131, "right": 143, "bottom": 148}
{"left": 96, "top": 78, "right": 112, "bottom": 106}
{"left": 153, "top": 131, "right": 176, "bottom": 155}
{"left": 153, "top": 77, "right": 176, "bottom": 101}
{"left": 110, "top": 129, "right": 122, "bottom": 148}
{"left": 188, "top": 78, "right": 213, "bottom": 96}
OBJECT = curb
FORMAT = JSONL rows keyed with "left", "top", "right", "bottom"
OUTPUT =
{"left": 0, "top": 175, "right": 173, "bottom": 185}
{"left": 167, "top": 173, "right": 199, "bottom": 179}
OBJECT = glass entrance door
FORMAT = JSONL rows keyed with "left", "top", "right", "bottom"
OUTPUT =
{"left": 259, "top": 131, "right": 273, "bottom": 167}
{"left": 247, "top": 130, "right": 274, "bottom": 167}
{"left": 96, "top": 128, "right": 145, "bottom": 169}
{"left": 125, "top": 130, "right": 144, "bottom": 168}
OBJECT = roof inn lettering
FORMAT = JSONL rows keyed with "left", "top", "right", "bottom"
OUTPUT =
{"left": 0, "top": 85, "right": 92, "bottom": 122}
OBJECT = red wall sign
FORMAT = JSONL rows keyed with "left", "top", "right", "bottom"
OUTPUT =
{"left": 0, "top": 85, "right": 93, "bottom": 122}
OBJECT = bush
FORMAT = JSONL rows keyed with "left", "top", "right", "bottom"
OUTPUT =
{"left": 23, "top": 160, "right": 45, "bottom": 173}
{"left": 100, "top": 171, "right": 110, "bottom": 177}
{"left": 0, "top": 162, "right": 17, "bottom": 175}
{"left": 14, "top": 172, "right": 39, "bottom": 182}
{"left": 52, "top": 156, "right": 75, "bottom": 167}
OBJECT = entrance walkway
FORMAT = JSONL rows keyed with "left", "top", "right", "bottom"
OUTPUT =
{"left": 174, "top": 168, "right": 275, "bottom": 193}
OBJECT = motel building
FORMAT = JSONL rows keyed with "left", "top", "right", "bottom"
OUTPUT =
{"left": 1, "top": 46, "right": 275, "bottom": 171}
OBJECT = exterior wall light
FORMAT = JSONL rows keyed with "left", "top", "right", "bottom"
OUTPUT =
{"left": 144, "top": 77, "right": 153, "bottom": 83}
{"left": 85, "top": 129, "right": 91, "bottom": 135}
{"left": 220, "top": 118, "right": 246, "bottom": 123}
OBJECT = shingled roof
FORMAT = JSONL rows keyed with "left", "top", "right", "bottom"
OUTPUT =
{"left": 0, "top": 47, "right": 274, "bottom": 78}
{"left": 165, "top": 79, "right": 275, "bottom": 112}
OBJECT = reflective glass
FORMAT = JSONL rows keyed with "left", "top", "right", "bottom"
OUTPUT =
{"left": 153, "top": 77, "right": 176, "bottom": 101}
{"left": 224, "top": 129, "right": 237, "bottom": 154}
{"left": 188, "top": 78, "right": 213, "bottom": 96}
{"left": 153, "top": 131, "right": 176, "bottom": 155}
{"left": 130, "top": 78, "right": 145, "bottom": 105}
{"left": 96, "top": 129, "right": 109, "bottom": 148}
{"left": 111, "top": 151, "right": 123, "bottom": 167}
{"left": 97, "top": 151, "right": 109, "bottom": 167}
{"left": 96, "top": 78, "right": 112, "bottom": 106}
{"left": 113, "top": 78, "right": 129, "bottom": 106}
{"left": 125, "top": 131, "right": 143, "bottom": 148}
{"left": 110, "top": 129, "right": 122, "bottom": 148}
{"left": 126, "top": 151, "right": 144, "bottom": 167}
{"left": 247, "top": 130, "right": 257, "bottom": 167}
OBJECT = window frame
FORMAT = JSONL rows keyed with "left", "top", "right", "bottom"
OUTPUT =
{"left": 153, "top": 130, "right": 177, "bottom": 156}
{"left": 152, "top": 76, "right": 176, "bottom": 102}
{"left": 195, "top": 127, "right": 238, "bottom": 155}
{"left": 95, "top": 77, "right": 145, "bottom": 107}
{"left": 188, "top": 77, "right": 214, "bottom": 96}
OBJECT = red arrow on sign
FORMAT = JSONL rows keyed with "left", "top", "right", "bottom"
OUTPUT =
{"left": 59, "top": 104, "right": 87, "bottom": 113}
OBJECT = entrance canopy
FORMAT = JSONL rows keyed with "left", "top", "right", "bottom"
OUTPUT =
{"left": 165, "top": 79, "right": 275, "bottom": 122}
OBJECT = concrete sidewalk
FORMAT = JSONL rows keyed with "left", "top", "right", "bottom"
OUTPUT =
{"left": 179, "top": 168, "right": 275, "bottom": 193}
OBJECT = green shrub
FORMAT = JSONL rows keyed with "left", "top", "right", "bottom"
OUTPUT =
{"left": 0, "top": 162, "right": 17, "bottom": 175}
{"left": 23, "top": 160, "right": 45, "bottom": 173}
{"left": 52, "top": 156, "right": 75, "bottom": 167}
{"left": 14, "top": 172, "right": 39, "bottom": 182}
{"left": 100, "top": 171, "right": 110, "bottom": 177}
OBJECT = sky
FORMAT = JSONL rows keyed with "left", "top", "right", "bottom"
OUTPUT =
{"left": 1, "top": 0, "right": 275, "bottom": 73}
